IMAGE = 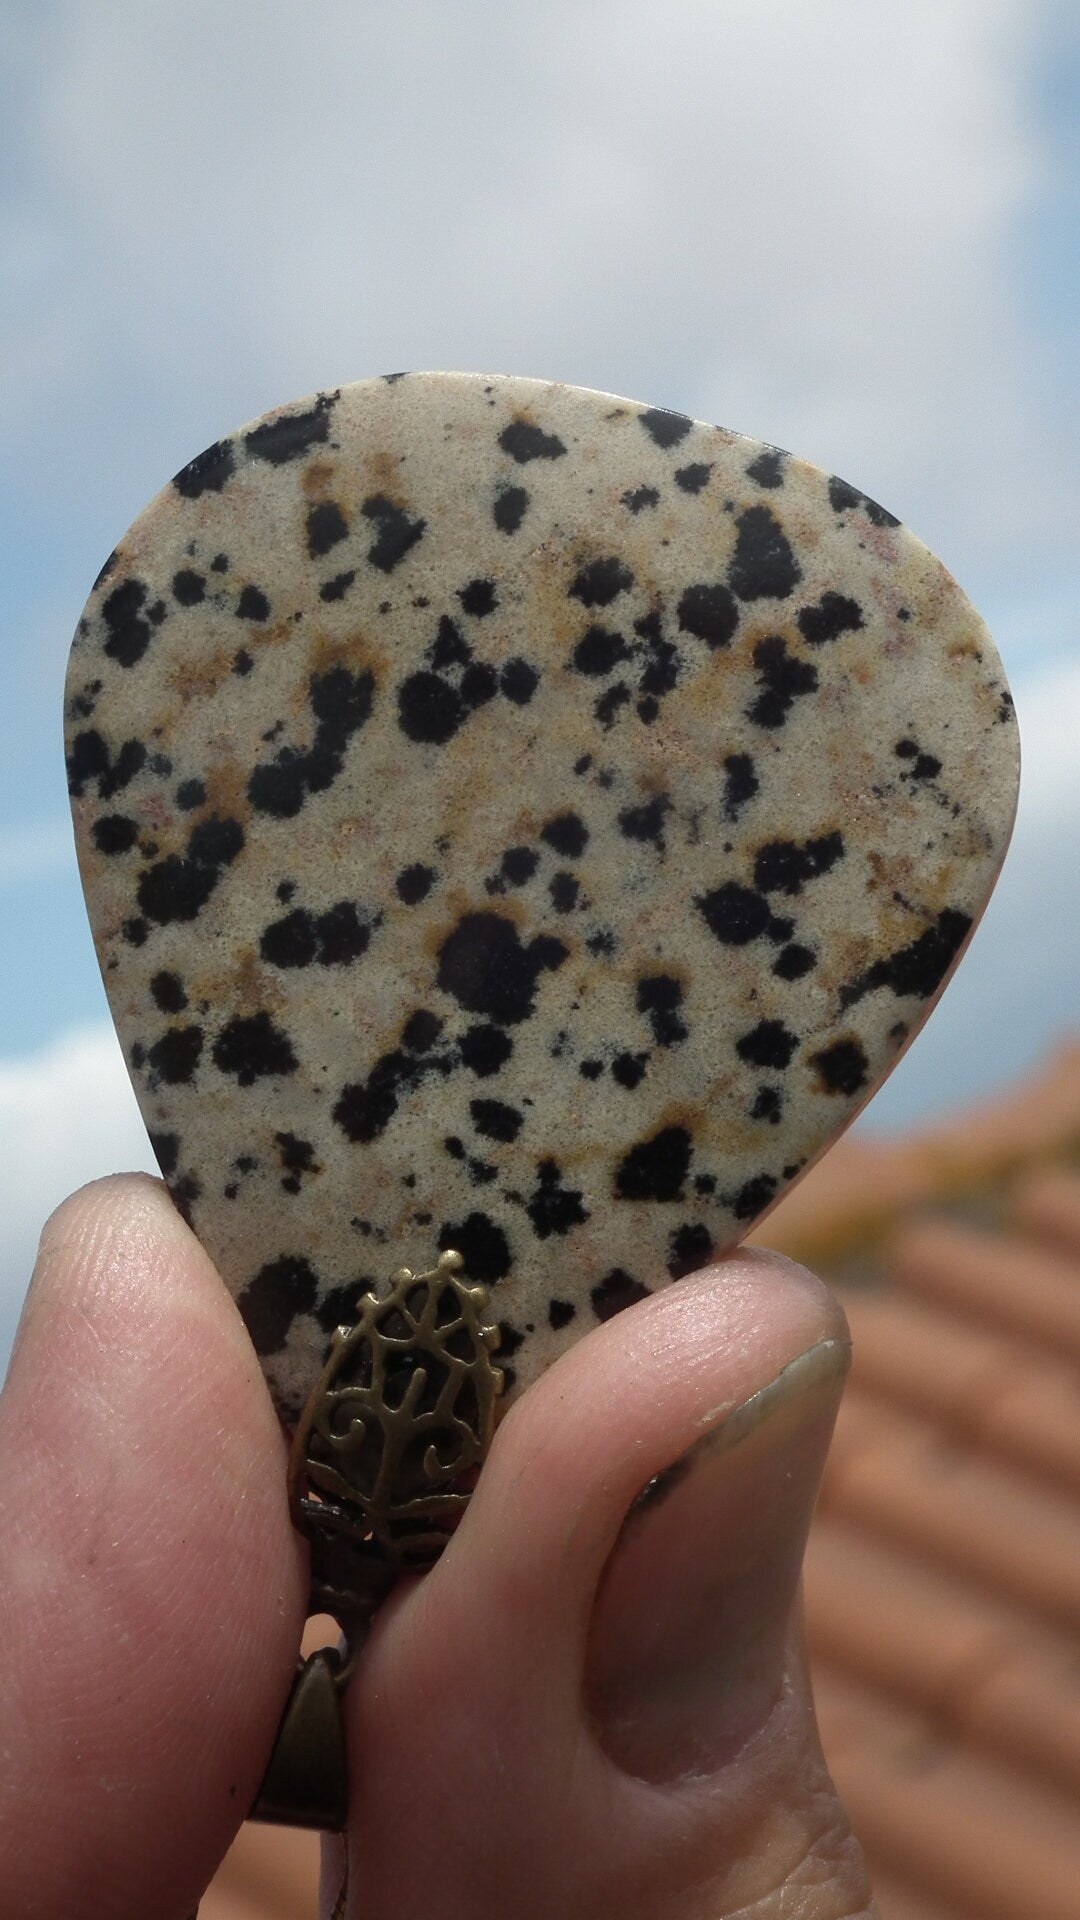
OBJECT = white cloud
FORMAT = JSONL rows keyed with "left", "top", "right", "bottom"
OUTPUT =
{"left": 0, "top": 1024, "right": 156, "bottom": 1371}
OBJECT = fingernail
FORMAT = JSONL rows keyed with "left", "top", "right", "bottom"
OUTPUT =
{"left": 585, "top": 1336, "right": 850, "bottom": 1780}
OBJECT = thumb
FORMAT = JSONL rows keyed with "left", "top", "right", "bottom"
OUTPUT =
{"left": 341, "top": 1250, "right": 876, "bottom": 1919}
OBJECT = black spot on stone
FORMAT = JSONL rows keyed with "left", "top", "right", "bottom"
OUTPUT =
{"left": 504, "top": 847, "right": 539, "bottom": 886}
{"left": 612, "top": 1051, "right": 648, "bottom": 1089}
{"left": 677, "top": 581, "right": 738, "bottom": 650}
{"left": 174, "top": 438, "right": 236, "bottom": 498}
{"left": 176, "top": 778, "right": 206, "bottom": 811}
{"left": 150, "top": 970, "right": 187, "bottom": 1014}
{"left": 397, "top": 863, "right": 436, "bottom": 904}
{"left": 595, "top": 682, "right": 632, "bottom": 727}
{"left": 527, "top": 1159, "right": 589, "bottom": 1239}
{"left": 548, "top": 1299, "right": 576, "bottom": 1329}
{"left": 618, "top": 793, "right": 671, "bottom": 850}
{"left": 361, "top": 493, "right": 426, "bottom": 572}
{"left": 736, "top": 1020, "right": 799, "bottom": 1071}
{"left": 148, "top": 1025, "right": 203, "bottom": 1085}
{"left": 307, "top": 500, "right": 349, "bottom": 558}
{"left": 696, "top": 882, "right": 773, "bottom": 947}
{"left": 723, "top": 753, "right": 759, "bottom": 820}
{"left": 570, "top": 556, "right": 634, "bottom": 607}
{"left": 249, "top": 665, "right": 374, "bottom": 816}
{"left": 172, "top": 568, "right": 206, "bottom": 608}
{"left": 137, "top": 814, "right": 244, "bottom": 925}
{"left": 461, "top": 661, "right": 498, "bottom": 709}
{"left": 639, "top": 407, "right": 692, "bottom": 449}
{"left": 430, "top": 615, "right": 471, "bottom": 671}
{"left": 276, "top": 1132, "right": 319, "bottom": 1190}
{"left": 798, "top": 592, "right": 864, "bottom": 646}
{"left": 622, "top": 485, "right": 659, "bottom": 513}
{"left": 320, "top": 571, "right": 356, "bottom": 603}
{"left": 437, "top": 912, "right": 568, "bottom": 1026}
{"left": 261, "top": 901, "right": 370, "bottom": 968}
{"left": 260, "top": 908, "right": 317, "bottom": 968}
{"left": 774, "top": 943, "right": 816, "bottom": 980}
{"left": 149, "top": 1130, "right": 179, "bottom": 1177}
{"left": 636, "top": 613, "right": 679, "bottom": 700}
{"left": 746, "top": 449, "right": 785, "bottom": 488}
{"left": 316, "top": 901, "right": 371, "bottom": 964}
{"left": 573, "top": 625, "right": 629, "bottom": 676}
{"left": 616, "top": 1125, "right": 691, "bottom": 1202}
{"left": 460, "top": 1023, "right": 513, "bottom": 1077}
{"left": 397, "top": 670, "right": 467, "bottom": 745}
{"left": 402, "top": 1010, "right": 443, "bottom": 1051}
{"left": 499, "top": 419, "right": 567, "bottom": 463}
{"left": 123, "top": 917, "right": 149, "bottom": 947}
{"left": 729, "top": 505, "right": 801, "bottom": 601}
{"left": 731, "top": 1172, "right": 778, "bottom": 1221}
{"left": 470, "top": 1098, "right": 523, "bottom": 1143}
{"left": 236, "top": 584, "right": 270, "bottom": 622}
{"left": 66, "top": 729, "right": 109, "bottom": 797}
{"left": 675, "top": 462, "right": 713, "bottom": 494}
{"left": 458, "top": 577, "right": 497, "bottom": 617}
{"left": 754, "top": 832, "right": 844, "bottom": 896}
{"left": 828, "top": 475, "right": 900, "bottom": 528}
{"left": 591, "top": 1269, "right": 651, "bottom": 1321}
{"left": 747, "top": 636, "right": 818, "bottom": 729}
{"left": 637, "top": 974, "right": 686, "bottom": 1045}
{"left": 668, "top": 1221, "right": 713, "bottom": 1279}
{"left": 541, "top": 812, "right": 588, "bottom": 859}
{"left": 751, "top": 1085, "right": 783, "bottom": 1124}
{"left": 496, "top": 1320, "right": 524, "bottom": 1357}
{"left": 212, "top": 1012, "right": 298, "bottom": 1086}
{"left": 586, "top": 928, "right": 617, "bottom": 956}
{"left": 93, "top": 813, "right": 138, "bottom": 856}
{"left": 494, "top": 485, "right": 530, "bottom": 533}
{"left": 895, "top": 738, "right": 942, "bottom": 781}
{"left": 500, "top": 656, "right": 539, "bottom": 703}
{"left": 334, "top": 1022, "right": 453, "bottom": 1142}
{"left": 839, "top": 908, "right": 972, "bottom": 1009}
{"left": 438, "top": 1213, "right": 511, "bottom": 1283}
{"left": 238, "top": 1255, "right": 319, "bottom": 1356}
{"left": 233, "top": 648, "right": 253, "bottom": 675}
{"left": 579, "top": 1058, "right": 604, "bottom": 1080}
{"left": 549, "top": 871, "right": 580, "bottom": 913}
{"left": 102, "top": 578, "right": 152, "bottom": 667}
{"left": 812, "top": 1038, "right": 869, "bottom": 1096}
{"left": 245, "top": 392, "right": 336, "bottom": 466}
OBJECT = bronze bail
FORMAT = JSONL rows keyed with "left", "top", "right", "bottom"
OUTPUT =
{"left": 249, "top": 1249, "right": 503, "bottom": 1831}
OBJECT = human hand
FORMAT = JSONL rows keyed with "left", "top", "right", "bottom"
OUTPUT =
{"left": 0, "top": 1175, "right": 876, "bottom": 1919}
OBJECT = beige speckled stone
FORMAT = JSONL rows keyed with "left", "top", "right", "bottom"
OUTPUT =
{"left": 66, "top": 373, "right": 1019, "bottom": 1420}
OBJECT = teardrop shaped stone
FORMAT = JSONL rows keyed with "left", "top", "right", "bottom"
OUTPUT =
{"left": 66, "top": 373, "right": 1019, "bottom": 1420}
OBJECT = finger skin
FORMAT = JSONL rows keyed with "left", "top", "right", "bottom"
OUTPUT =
{"left": 0, "top": 1176, "right": 307, "bottom": 1920}
{"left": 339, "top": 1250, "right": 876, "bottom": 1920}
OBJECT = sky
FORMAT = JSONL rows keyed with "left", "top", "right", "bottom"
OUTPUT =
{"left": 1, "top": 0, "right": 1077, "bottom": 1363}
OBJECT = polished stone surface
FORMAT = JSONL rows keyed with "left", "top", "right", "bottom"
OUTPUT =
{"left": 66, "top": 373, "right": 1019, "bottom": 1418}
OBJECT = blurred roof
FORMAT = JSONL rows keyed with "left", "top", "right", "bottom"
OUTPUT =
{"left": 202, "top": 1044, "right": 1080, "bottom": 1920}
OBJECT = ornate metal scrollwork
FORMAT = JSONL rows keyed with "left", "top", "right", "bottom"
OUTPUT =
{"left": 287, "top": 1249, "right": 504, "bottom": 1619}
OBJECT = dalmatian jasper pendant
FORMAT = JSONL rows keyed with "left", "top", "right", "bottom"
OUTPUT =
{"left": 66, "top": 373, "right": 1019, "bottom": 1433}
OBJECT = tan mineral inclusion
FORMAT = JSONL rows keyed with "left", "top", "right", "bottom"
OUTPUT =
{"left": 66, "top": 373, "right": 1019, "bottom": 1419}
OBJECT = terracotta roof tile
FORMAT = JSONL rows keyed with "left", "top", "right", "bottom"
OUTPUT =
{"left": 888, "top": 1219, "right": 1080, "bottom": 1363}
{"left": 843, "top": 1289, "right": 1080, "bottom": 1491}
{"left": 814, "top": 1673, "right": 1080, "bottom": 1920}
{"left": 805, "top": 1522, "right": 1080, "bottom": 1798}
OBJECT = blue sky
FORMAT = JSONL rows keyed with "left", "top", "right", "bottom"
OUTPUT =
{"left": 2, "top": 0, "right": 1077, "bottom": 1358}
